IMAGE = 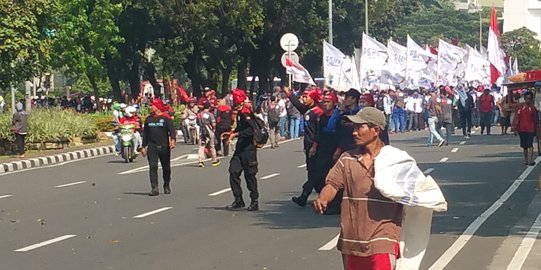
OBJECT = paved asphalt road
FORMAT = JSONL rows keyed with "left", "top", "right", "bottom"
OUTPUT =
{"left": 2, "top": 129, "right": 541, "bottom": 270}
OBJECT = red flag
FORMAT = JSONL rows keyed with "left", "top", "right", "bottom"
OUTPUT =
{"left": 488, "top": 7, "right": 506, "bottom": 84}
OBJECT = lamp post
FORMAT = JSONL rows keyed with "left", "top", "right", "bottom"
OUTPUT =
{"left": 365, "top": 0, "right": 369, "bottom": 35}
{"left": 329, "top": 0, "right": 333, "bottom": 45}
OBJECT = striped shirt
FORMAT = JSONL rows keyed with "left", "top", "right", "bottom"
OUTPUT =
{"left": 326, "top": 148, "right": 402, "bottom": 257}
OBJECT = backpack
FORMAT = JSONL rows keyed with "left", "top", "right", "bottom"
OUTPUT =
{"left": 267, "top": 102, "right": 279, "bottom": 124}
{"left": 249, "top": 113, "right": 269, "bottom": 148}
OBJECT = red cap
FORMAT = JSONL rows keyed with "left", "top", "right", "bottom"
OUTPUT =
{"left": 303, "top": 88, "right": 321, "bottom": 103}
{"left": 151, "top": 98, "right": 167, "bottom": 112}
{"left": 322, "top": 92, "right": 338, "bottom": 103}
{"left": 361, "top": 93, "right": 375, "bottom": 107}
{"left": 232, "top": 88, "right": 248, "bottom": 106}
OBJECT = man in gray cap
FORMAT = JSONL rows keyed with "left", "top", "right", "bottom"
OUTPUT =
{"left": 313, "top": 106, "right": 402, "bottom": 269}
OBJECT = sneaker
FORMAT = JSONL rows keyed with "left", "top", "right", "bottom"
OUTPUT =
{"left": 164, "top": 185, "right": 171, "bottom": 194}
{"left": 198, "top": 162, "right": 205, "bottom": 168}
{"left": 115, "top": 152, "right": 120, "bottom": 156}
{"left": 438, "top": 140, "right": 445, "bottom": 147}
{"left": 212, "top": 160, "right": 221, "bottom": 167}
{"left": 148, "top": 189, "right": 159, "bottom": 196}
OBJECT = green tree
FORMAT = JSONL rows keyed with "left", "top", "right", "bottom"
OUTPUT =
{"left": 501, "top": 27, "right": 541, "bottom": 71}
{"left": 51, "top": 0, "right": 124, "bottom": 98}
{"left": 0, "top": 0, "right": 58, "bottom": 89}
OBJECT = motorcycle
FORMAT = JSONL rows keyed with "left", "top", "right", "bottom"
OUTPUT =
{"left": 119, "top": 124, "right": 137, "bottom": 163}
{"left": 185, "top": 115, "right": 200, "bottom": 145}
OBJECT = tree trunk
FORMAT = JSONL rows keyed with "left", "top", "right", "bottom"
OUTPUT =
{"left": 128, "top": 57, "right": 141, "bottom": 98}
{"left": 105, "top": 51, "right": 121, "bottom": 100}
{"left": 184, "top": 52, "right": 204, "bottom": 98}
{"left": 237, "top": 59, "right": 248, "bottom": 90}
{"left": 221, "top": 67, "right": 232, "bottom": 97}
{"left": 88, "top": 74, "right": 100, "bottom": 101}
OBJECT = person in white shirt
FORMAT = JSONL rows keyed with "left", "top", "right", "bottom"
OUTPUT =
{"left": 276, "top": 94, "right": 287, "bottom": 137}
{"left": 405, "top": 94, "right": 416, "bottom": 131}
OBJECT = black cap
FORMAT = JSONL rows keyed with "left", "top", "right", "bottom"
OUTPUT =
{"left": 344, "top": 88, "right": 361, "bottom": 100}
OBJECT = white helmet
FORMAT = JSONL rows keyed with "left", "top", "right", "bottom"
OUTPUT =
{"left": 125, "top": 106, "right": 136, "bottom": 117}
{"left": 120, "top": 103, "right": 127, "bottom": 109}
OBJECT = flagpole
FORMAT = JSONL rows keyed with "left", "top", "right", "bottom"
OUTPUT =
{"left": 288, "top": 41, "right": 292, "bottom": 87}
{"left": 329, "top": 0, "right": 333, "bottom": 45}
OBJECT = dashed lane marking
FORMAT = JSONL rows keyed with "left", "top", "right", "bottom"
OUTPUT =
{"left": 319, "top": 233, "right": 340, "bottom": 251}
{"left": 133, "top": 207, "right": 172, "bottom": 219}
{"left": 506, "top": 209, "right": 541, "bottom": 269}
{"left": 261, "top": 173, "right": 280, "bottom": 180}
{"left": 208, "top": 188, "right": 231, "bottom": 197}
{"left": 55, "top": 181, "right": 87, "bottom": 188}
{"left": 423, "top": 168, "right": 435, "bottom": 175}
{"left": 0, "top": 194, "right": 13, "bottom": 199}
{"left": 429, "top": 156, "right": 541, "bottom": 270}
{"left": 297, "top": 164, "right": 307, "bottom": 168}
{"left": 15, "top": 235, "right": 77, "bottom": 252}
{"left": 451, "top": 148, "right": 459, "bottom": 153}
{"left": 459, "top": 141, "right": 466, "bottom": 145}
{"left": 439, "top": 157, "right": 449, "bottom": 163}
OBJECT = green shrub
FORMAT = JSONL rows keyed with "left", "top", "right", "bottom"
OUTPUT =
{"left": 0, "top": 108, "right": 98, "bottom": 143}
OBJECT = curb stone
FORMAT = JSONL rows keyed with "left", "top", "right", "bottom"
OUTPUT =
{"left": 0, "top": 146, "right": 115, "bottom": 174}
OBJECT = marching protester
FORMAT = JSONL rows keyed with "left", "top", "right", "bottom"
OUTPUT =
{"left": 226, "top": 88, "right": 260, "bottom": 211}
{"left": 438, "top": 91, "right": 454, "bottom": 145}
{"left": 513, "top": 92, "right": 538, "bottom": 166}
{"left": 313, "top": 106, "right": 447, "bottom": 270}
{"left": 215, "top": 99, "right": 232, "bottom": 156}
{"left": 141, "top": 99, "right": 177, "bottom": 196}
{"left": 479, "top": 86, "right": 495, "bottom": 135}
{"left": 12, "top": 103, "right": 28, "bottom": 158}
{"left": 284, "top": 86, "right": 324, "bottom": 208}
{"left": 426, "top": 91, "right": 446, "bottom": 147}
{"left": 197, "top": 102, "right": 220, "bottom": 167}
{"left": 264, "top": 95, "right": 281, "bottom": 148}
{"left": 457, "top": 86, "right": 474, "bottom": 139}
{"left": 497, "top": 93, "right": 514, "bottom": 135}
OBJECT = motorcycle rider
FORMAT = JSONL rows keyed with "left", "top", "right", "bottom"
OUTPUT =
{"left": 119, "top": 106, "right": 143, "bottom": 153}
{"left": 181, "top": 98, "right": 199, "bottom": 143}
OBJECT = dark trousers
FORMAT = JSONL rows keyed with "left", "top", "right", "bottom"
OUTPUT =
{"left": 15, "top": 133, "right": 25, "bottom": 155}
{"left": 301, "top": 151, "right": 319, "bottom": 195}
{"left": 412, "top": 112, "right": 424, "bottom": 131}
{"left": 460, "top": 110, "right": 472, "bottom": 136}
{"left": 229, "top": 149, "right": 259, "bottom": 200}
{"left": 480, "top": 112, "right": 493, "bottom": 134}
{"left": 215, "top": 127, "right": 230, "bottom": 156}
{"left": 147, "top": 144, "right": 171, "bottom": 189}
{"left": 437, "top": 122, "right": 453, "bottom": 144}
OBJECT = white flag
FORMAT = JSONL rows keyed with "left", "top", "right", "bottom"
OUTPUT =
{"left": 323, "top": 41, "right": 347, "bottom": 90}
{"left": 464, "top": 46, "right": 490, "bottom": 85}
{"left": 406, "top": 35, "right": 436, "bottom": 88}
{"left": 360, "top": 33, "right": 388, "bottom": 89}
{"left": 438, "top": 39, "right": 467, "bottom": 85}
{"left": 382, "top": 40, "right": 407, "bottom": 88}
{"left": 286, "top": 58, "right": 316, "bottom": 85}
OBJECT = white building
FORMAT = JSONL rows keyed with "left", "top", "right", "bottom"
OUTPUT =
{"left": 503, "top": 0, "right": 541, "bottom": 40}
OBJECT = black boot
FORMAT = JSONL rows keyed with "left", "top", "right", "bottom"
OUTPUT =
{"left": 163, "top": 184, "right": 171, "bottom": 194}
{"left": 226, "top": 198, "right": 245, "bottom": 210}
{"left": 148, "top": 188, "right": 159, "bottom": 196}
{"left": 247, "top": 200, "right": 259, "bottom": 211}
{"left": 292, "top": 191, "right": 310, "bottom": 207}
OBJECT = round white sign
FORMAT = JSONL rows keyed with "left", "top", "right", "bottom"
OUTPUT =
{"left": 280, "top": 33, "right": 299, "bottom": 52}
{"left": 281, "top": 52, "right": 300, "bottom": 68}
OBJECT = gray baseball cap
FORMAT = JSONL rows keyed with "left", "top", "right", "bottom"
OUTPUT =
{"left": 346, "top": 107, "right": 386, "bottom": 129}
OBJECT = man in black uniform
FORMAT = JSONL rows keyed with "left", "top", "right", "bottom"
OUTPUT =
{"left": 226, "top": 88, "right": 260, "bottom": 211}
{"left": 284, "top": 86, "right": 324, "bottom": 207}
{"left": 141, "top": 99, "right": 176, "bottom": 196}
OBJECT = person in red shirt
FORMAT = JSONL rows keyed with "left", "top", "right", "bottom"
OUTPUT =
{"left": 514, "top": 92, "right": 539, "bottom": 166}
{"left": 479, "top": 87, "right": 495, "bottom": 135}
{"left": 119, "top": 106, "right": 143, "bottom": 152}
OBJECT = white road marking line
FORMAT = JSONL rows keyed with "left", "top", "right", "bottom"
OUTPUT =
{"left": 297, "top": 164, "right": 307, "bottom": 168}
{"left": 423, "top": 168, "right": 435, "bottom": 175}
{"left": 451, "top": 148, "right": 459, "bottom": 153}
{"left": 319, "top": 233, "right": 340, "bottom": 251}
{"left": 506, "top": 210, "right": 541, "bottom": 269}
{"left": 171, "top": 154, "right": 189, "bottom": 161}
{"left": 439, "top": 157, "right": 449, "bottom": 163}
{"left": 208, "top": 188, "right": 232, "bottom": 197}
{"left": 459, "top": 141, "right": 466, "bottom": 145}
{"left": 261, "top": 173, "right": 280, "bottom": 180}
{"left": 429, "top": 156, "right": 541, "bottom": 270}
{"left": 55, "top": 181, "right": 87, "bottom": 188}
{"left": 0, "top": 194, "right": 13, "bottom": 199}
{"left": 133, "top": 207, "right": 172, "bottom": 219}
{"left": 471, "top": 131, "right": 476, "bottom": 134}
{"left": 15, "top": 235, "right": 77, "bottom": 252}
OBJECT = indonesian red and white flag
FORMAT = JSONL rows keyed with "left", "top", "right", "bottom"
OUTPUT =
{"left": 285, "top": 58, "right": 316, "bottom": 86}
{"left": 488, "top": 6, "right": 506, "bottom": 84}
